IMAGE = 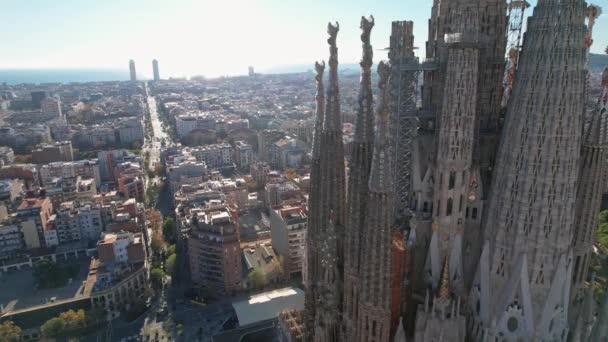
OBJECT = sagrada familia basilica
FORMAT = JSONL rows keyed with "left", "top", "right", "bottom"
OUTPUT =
{"left": 302, "top": 0, "right": 608, "bottom": 341}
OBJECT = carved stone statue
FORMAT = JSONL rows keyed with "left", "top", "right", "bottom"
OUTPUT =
{"left": 360, "top": 15, "right": 374, "bottom": 46}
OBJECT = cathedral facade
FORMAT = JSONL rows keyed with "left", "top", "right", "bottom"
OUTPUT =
{"left": 304, "top": 0, "right": 608, "bottom": 341}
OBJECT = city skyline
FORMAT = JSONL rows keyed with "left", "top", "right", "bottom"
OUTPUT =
{"left": 3, "top": 0, "right": 607, "bottom": 78}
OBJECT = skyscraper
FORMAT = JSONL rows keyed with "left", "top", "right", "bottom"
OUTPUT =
{"left": 152, "top": 59, "right": 160, "bottom": 81}
{"left": 129, "top": 59, "right": 137, "bottom": 81}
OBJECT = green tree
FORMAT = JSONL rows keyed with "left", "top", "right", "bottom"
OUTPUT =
{"left": 41, "top": 317, "right": 66, "bottom": 337}
{"left": 33, "top": 260, "right": 79, "bottom": 288}
{"left": 166, "top": 244, "right": 176, "bottom": 256}
{"left": 248, "top": 269, "right": 267, "bottom": 290}
{"left": 165, "top": 254, "right": 176, "bottom": 276}
{"left": 0, "top": 321, "right": 22, "bottom": 342}
{"left": 59, "top": 309, "right": 86, "bottom": 330}
{"left": 600, "top": 210, "right": 608, "bottom": 225}
{"left": 162, "top": 217, "right": 176, "bottom": 242}
{"left": 33, "top": 259, "right": 62, "bottom": 288}
{"left": 151, "top": 268, "right": 164, "bottom": 289}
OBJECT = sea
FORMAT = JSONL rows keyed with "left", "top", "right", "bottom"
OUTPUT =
{"left": 0, "top": 53, "right": 605, "bottom": 85}
{"left": 0, "top": 64, "right": 366, "bottom": 85}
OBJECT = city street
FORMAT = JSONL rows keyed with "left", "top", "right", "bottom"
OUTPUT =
{"left": 143, "top": 82, "right": 169, "bottom": 173}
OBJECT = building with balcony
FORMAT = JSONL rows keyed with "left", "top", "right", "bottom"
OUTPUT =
{"left": 0, "top": 223, "right": 23, "bottom": 259}
{"left": 234, "top": 141, "right": 253, "bottom": 170}
{"left": 86, "top": 231, "right": 148, "bottom": 320}
{"left": 187, "top": 205, "right": 242, "bottom": 294}
{"left": 16, "top": 196, "right": 54, "bottom": 249}
{"left": 49, "top": 201, "right": 103, "bottom": 244}
{"left": 190, "top": 143, "right": 233, "bottom": 169}
{"left": 39, "top": 159, "right": 101, "bottom": 188}
{"left": 40, "top": 96, "right": 63, "bottom": 119}
{"left": 269, "top": 204, "right": 307, "bottom": 278}
{"left": 31, "top": 141, "right": 73, "bottom": 164}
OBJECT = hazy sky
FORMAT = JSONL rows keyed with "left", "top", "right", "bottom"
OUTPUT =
{"left": 2, "top": 0, "right": 607, "bottom": 78}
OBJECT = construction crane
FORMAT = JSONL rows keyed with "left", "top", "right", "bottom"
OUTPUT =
{"left": 501, "top": 0, "right": 529, "bottom": 108}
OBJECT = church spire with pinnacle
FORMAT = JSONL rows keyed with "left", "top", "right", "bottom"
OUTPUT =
{"left": 343, "top": 15, "right": 375, "bottom": 342}
{"left": 356, "top": 61, "right": 394, "bottom": 342}
{"left": 304, "top": 61, "right": 325, "bottom": 341}
{"left": 305, "top": 21, "right": 346, "bottom": 342}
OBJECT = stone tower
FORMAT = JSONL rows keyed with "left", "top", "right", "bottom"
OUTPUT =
{"left": 343, "top": 15, "right": 375, "bottom": 342}
{"left": 469, "top": 0, "right": 588, "bottom": 339}
{"left": 414, "top": 2, "right": 483, "bottom": 339}
{"left": 571, "top": 68, "right": 608, "bottom": 299}
{"left": 304, "top": 22, "right": 346, "bottom": 342}
{"left": 355, "top": 61, "right": 395, "bottom": 342}
{"left": 424, "top": 0, "right": 481, "bottom": 296}
{"left": 304, "top": 60, "right": 325, "bottom": 342}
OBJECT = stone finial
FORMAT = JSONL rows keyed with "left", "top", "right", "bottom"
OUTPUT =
{"left": 368, "top": 61, "right": 392, "bottom": 192}
{"left": 324, "top": 22, "right": 341, "bottom": 132}
{"left": 360, "top": 15, "right": 375, "bottom": 54}
{"left": 314, "top": 61, "right": 326, "bottom": 113}
{"left": 326, "top": 21, "right": 339, "bottom": 70}
{"left": 312, "top": 61, "right": 326, "bottom": 160}
{"left": 377, "top": 61, "right": 390, "bottom": 105}
{"left": 438, "top": 256, "right": 451, "bottom": 303}
{"left": 359, "top": 15, "right": 374, "bottom": 70}
{"left": 327, "top": 21, "right": 339, "bottom": 74}
{"left": 376, "top": 60, "right": 391, "bottom": 142}
{"left": 355, "top": 16, "right": 375, "bottom": 143}
{"left": 327, "top": 21, "right": 339, "bottom": 45}
{"left": 315, "top": 61, "right": 325, "bottom": 85}
{"left": 585, "top": 5, "right": 602, "bottom": 48}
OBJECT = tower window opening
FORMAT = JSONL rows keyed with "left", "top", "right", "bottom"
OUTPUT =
{"left": 447, "top": 198, "right": 453, "bottom": 216}
{"left": 449, "top": 171, "right": 456, "bottom": 189}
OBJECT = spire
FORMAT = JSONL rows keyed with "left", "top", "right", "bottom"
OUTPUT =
{"left": 342, "top": 16, "right": 376, "bottom": 342}
{"left": 584, "top": 67, "right": 608, "bottom": 146}
{"left": 393, "top": 316, "right": 407, "bottom": 342}
{"left": 480, "top": 0, "right": 588, "bottom": 328}
{"left": 438, "top": 256, "right": 450, "bottom": 304}
{"left": 354, "top": 15, "right": 374, "bottom": 143}
{"left": 354, "top": 61, "right": 394, "bottom": 342}
{"left": 312, "top": 61, "right": 326, "bottom": 160}
{"left": 306, "top": 21, "right": 346, "bottom": 342}
{"left": 584, "top": 5, "right": 602, "bottom": 50}
{"left": 324, "top": 22, "right": 341, "bottom": 132}
{"left": 368, "top": 61, "right": 393, "bottom": 192}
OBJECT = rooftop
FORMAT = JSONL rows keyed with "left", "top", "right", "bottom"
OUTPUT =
{"left": 18, "top": 197, "right": 47, "bottom": 210}
{"left": 232, "top": 287, "right": 304, "bottom": 327}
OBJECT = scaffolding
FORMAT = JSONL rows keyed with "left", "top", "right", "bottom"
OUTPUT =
{"left": 389, "top": 21, "right": 437, "bottom": 220}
